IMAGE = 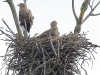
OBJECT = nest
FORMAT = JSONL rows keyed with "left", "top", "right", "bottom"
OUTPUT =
{"left": 2, "top": 32, "right": 100, "bottom": 75}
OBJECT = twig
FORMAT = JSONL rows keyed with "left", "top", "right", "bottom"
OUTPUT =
{"left": 3, "top": 42, "right": 13, "bottom": 61}
{"left": 23, "top": 0, "right": 27, "bottom": 4}
{"left": 57, "top": 39, "right": 60, "bottom": 57}
{"left": 0, "top": 29, "right": 13, "bottom": 40}
{"left": 77, "top": 62, "right": 88, "bottom": 75}
{"left": 72, "top": 0, "right": 79, "bottom": 23}
{"left": 23, "top": 0, "right": 27, "bottom": 9}
{"left": 2, "top": 18, "right": 15, "bottom": 35}
{"left": 40, "top": 43, "right": 46, "bottom": 75}
{"left": 46, "top": 56, "right": 58, "bottom": 75}
{"left": 29, "top": 41, "right": 39, "bottom": 75}
{"left": 91, "top": 13, "right": 100, "bottom": 16}
{"left": 8, "top": 41, "right": 30, "bottom": 66}
{"left": 91, "top": 0, "right": 94, "bottom": 8}
{"left": 32, "top": 58, "right": 56, "bottom": 74}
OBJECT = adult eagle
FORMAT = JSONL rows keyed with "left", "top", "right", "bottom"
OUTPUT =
{"left": 17, "top": 3, "right": 34, "bottom": 32}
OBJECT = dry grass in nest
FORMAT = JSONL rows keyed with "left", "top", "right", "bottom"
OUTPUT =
{"left": 1, "top": 32, "right": 100, "bottom": 75}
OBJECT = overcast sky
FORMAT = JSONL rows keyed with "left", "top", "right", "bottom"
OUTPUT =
{"left": 0, "top": 0, "right": 100, "bottom": 75}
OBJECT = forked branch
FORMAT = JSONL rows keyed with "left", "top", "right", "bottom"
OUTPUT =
{"left": 82, "top": 1, "right": 100, "bottom": 25}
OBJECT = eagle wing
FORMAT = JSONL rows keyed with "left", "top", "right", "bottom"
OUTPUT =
{"left": 37, "top": 29, "right": 50, "bottom": 38}
{"left": 28, "top": 9, "right": 34, "bottom": 26}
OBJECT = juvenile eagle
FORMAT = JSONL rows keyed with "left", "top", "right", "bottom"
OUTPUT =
{"left": 17, "top": 3, "right": 34, "bottom": 32}
{"left": 38, "top": 21, "right": 59, "bottom": 40}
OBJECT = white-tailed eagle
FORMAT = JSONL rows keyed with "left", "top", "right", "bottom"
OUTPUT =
{"left": 38, "top": 21, "right": 59, "bottom": 40}
{"left": 17, "top": 3, "right": 34, "bottom": 32}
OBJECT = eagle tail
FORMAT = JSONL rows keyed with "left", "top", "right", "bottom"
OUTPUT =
{"left": 26, "top": 20, "right": 31, "bottom": 33}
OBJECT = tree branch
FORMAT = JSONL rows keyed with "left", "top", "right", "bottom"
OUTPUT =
{"left": 2, "top": 18, "right": 15, "bottom": 35}
{"left": 4, "top": 0, "right": 23, "bottom": 38}
{"left": 74, "top": 0, "right": 100, "bottom": 35}
{"left": 40, "top": 43, "right": 46, "bottom": 75}
{"left": 0, "top": 29, "right": 13, "bottom": 40}
{"left": 46, "top": 56, "right": 58, "bottom": 75}
{"left": 23, "top": 0, "right": 27, "bottom": 5}
{"left": 82, "top": 1, "right": 100, "bottom": 25}
{"left": 72, "top": 0, "right": 79, "bottom": 23}
{"left": 91, "top": 13, "right": 100, "bottom": 16}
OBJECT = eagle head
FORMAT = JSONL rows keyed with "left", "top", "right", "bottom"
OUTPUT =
{"left": 17, "top": 3, "right": 26, "bottom": 8}
{"left": 51, "top": 21, "right": 58, "bottom": 26}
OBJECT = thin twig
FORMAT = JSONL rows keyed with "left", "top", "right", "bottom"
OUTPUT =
{"left": 57, "top": 39, "right": 60, "bottom": 58}
{"left": 72, "top": 0, "right": 79, "bottom": 23}
{"left": 23, "top": 0, "right": 27, "bottom": 4}
{"left": 29, "top": 42, "right": 39, "bottom": 75}
{"left": 2, "top": 18, "right": 15, "bottom": 35}
{"left": 39, "top": 43, "right": 46, "bottom": 75}
{"left": 91, "top": 13, "right": 100, "bottom": 16}
{"left": 0, "top": 29, "right": 13, "bottom": 40}
{"left": 46, "top": 56, "right": 58, "bottom": 75}
{"left": 91, "top": 0, "right": 94, "bottom": 8}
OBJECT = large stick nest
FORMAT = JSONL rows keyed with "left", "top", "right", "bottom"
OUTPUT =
{"left": 2, "top": 32, "right": 100, "bottom": 75}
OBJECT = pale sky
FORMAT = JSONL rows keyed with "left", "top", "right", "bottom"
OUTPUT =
{"left": 0, "top": 0, "right": 100, "bottom": 75}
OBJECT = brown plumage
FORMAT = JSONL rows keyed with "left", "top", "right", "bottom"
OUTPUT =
{"left": 38, "top": 21, "right": 59, "bottom": 40}
{"left": 17, "top": 3, "right": 34, "bottom": 32}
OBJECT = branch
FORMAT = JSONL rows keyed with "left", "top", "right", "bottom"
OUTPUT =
{"left": 46, "top": 56, "right": 58, "bottom": 75}
{"left": 2, "top": 18, "right": 15, "bottom": 35}
{"left": 23, "top": 0, "right": 27, "bottom": 5}
{"left": 40, "top": 43, "right": 46, "bottom": 75}
{"left": 74, "top": 0, "right": 100, "bottom": 35}
{"left": 82, "top": 1, "right": 100, "bottom": 25}
{"left": 91, "top": 13, "right": 100, "bottom": 16}
{"left": 4, "top": 0, "right": 23, "bottom": 38}
{"left": 91, "top": 0, "right": 94, "bottom": 8}
{"left": 23, "top": 0, "right": 27, "bottom": 10}
{"left": 74, "top": 23, "right": 81, "bottom": 36}
{"left": 29, "top": 42, "right": 39, "bottom": 75}
{"left": 0, "top": 29, "right": 13, "bottom": 40}
{"left": 72, "top": 0, "right": 79, "bottom": 23}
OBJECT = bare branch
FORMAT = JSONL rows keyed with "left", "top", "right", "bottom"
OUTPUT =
{"left": 91, "top": 13, "right": 100, "bottom": 16}
{"left": 40, "top": 43, "right": 46, "bottom": 75}
{"left": 23, "top": 0, "right": 27, "bottom": 7}
{"left": 89, "top": 0, "right": 94, "bottom": 9}
{"left": 82, "top": 1, "right": 100, "bottom": 25}
{"left": 91, "top": 0, "right": 94, "bottom": 8}
{"left": 46, "top": 56, "right": 58, "bottom": 75}
{"left": 4, "top": 0, "right": 23, "bottom": 38}
{"left": 72, "top": 0, "right": 79, "bottom": 23}
{"left": 23, "top": 0, "right": 27, "bottom": 4}
{"left": 0, "top": 29, "right": 13, "bottom": 40}
{"left": 2, "top": 18, "right": 15, "bottom": 35}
